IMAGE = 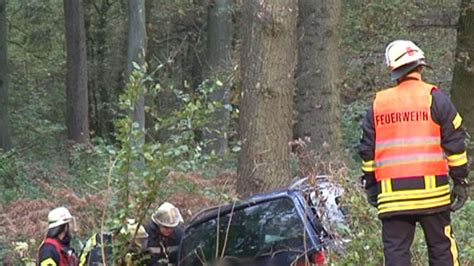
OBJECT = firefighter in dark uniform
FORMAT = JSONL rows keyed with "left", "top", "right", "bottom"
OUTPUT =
{"left": 78, "top": 232, "right": 114, "bottom": 266}
{"left": 37, "top": 207, "right": 78, "bottom": 266}
{"left": 78, "top": 219, "right": 150, "bottom": 265}
{"left": 359, "top": 40, "right": 469, "bottom": 266}
{"left": 145, "top": 202, "right": 184, "bottom": 266}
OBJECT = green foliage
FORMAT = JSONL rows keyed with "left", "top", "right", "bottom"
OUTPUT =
{"left": 97, "top": 63, "right": 224, "bottom": 258}
{"left": 68, "top": 140, "right": 115, "bottom": 193}
{"left": 0, "top": 151, "right": 25, "bottom": 203}
{"left": 0, "top": 150, "right": 50, "bottom": 204}
{"left": 451, "top": 200, "right": 474, "bottom": 263}
{"left": 7, "top": 0, "right": 67, "bottom": 159}
{"left": 332, "top": 169, "right": 384, "bottom": 265}
{"left": 341, "top": 99, "right": 370, "bottom": 161}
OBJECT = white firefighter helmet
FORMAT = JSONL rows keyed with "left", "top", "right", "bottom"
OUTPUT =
{"left": 385, "top": 40, "right": 427, "bottom": 80}
{"left": 47, "top": 207, "right": 74, "bottom": 229}
{"left": 152, "top": 202, "right": 184, "bottom": 228}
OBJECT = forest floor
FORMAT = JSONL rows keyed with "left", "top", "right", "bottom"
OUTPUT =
{"left": 0, "top": 169, "right": 239, "bottom": 261}
{"left": 2, "top": 163, "right": 473, "bottom": 265}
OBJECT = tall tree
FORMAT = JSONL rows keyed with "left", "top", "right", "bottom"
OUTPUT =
{"left": 64, "top": 0, "right": 90, "bottom": 144}
{"left": 205, "top": 0, "right": 233, "bottom": 154}
{"left": 127, "top": 0, "right": 146, "bottom": 135}
{"left": 451, "top": 0, "right": 474, "bottom": 160}
{"left": 0, "top": 0, "right": 11, "bottom": 151}
{"left": 84, "top": 0, "right": 115, "bottom": 141}
{"left": 295, "top": 0, "right": 341, "bottom": 154}
{"left": 237, "top": 0, "right": 298, "bottom": 196}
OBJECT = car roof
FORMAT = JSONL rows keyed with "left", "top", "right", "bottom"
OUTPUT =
{"left": 187, "top": 187, "right": 303, "bottom": 228}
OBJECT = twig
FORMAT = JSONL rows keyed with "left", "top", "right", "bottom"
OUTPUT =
{"left": 220, "top": 201, "right": 236, "bottom": 258}
{"left": 100, "top": 157, "right": 117, "bottom": 265}
{"left": 215, "top": 205, "right": 221, "bottom": 258}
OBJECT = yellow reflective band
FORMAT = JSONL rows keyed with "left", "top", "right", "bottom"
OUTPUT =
{"left": 430, "top": 175, "right": 436, "bottom": 189}
{"left": 447, "top": 151, "right": 468, "bottom": 167}
{"left": 429, "top": 95, "right": 432, "bottom": 107}
{"left": 377, "top": 185, "right": 450, "bottom": 203}
{"left": 378, "top": 184, "right": 449, "bottom": 198}
{"left": 452, "top": 113, "right": 462, "bottom": 130}
{"left": 380, "top": 179, "right": 393, "bottom": 194}
{"left": 40, "top": 258, "right": 57, "bottom": 266}
{"left": 444, "top": 225, "right": 459, "bottom": 266}
{"left": 79, "top": 233, "right": 97, "bottom": 266}
{"left": 361, "top": 165, "right": 375, "bottom": 172}
{"left": 378, "top": 194, "right": 450, "bottom": 214}
{"left": 385, "top": 179, "right": 392, "bottom": 193}
{"left": 424, "top": 175, "right": 431, "bottom": 189}
{"left": 362, "top": 160, "right": 375, "bottom": 172}
{"left": 423, "top": 175, "right": 436, "bottom": 189}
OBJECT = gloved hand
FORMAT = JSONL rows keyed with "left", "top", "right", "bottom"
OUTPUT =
{"left": 451, "top": 181, "right": 469, "bottom": 212}
{"left": 361, "top": 175, "right": 380, "bottom": 207}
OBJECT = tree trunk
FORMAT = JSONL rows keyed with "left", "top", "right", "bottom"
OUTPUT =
{"left": 205, "top": 0, "right": 233, "bottom": 154}
{"left": 127, "top": 0, "right": 147, "bottom": 134}
{"left": 451, "top": 0, "right": 474, "bottom": 165}
{"left": 0, "top": 0, "right": 11, "bottom": 151}
{"left": 85, "top": 0, "right": 114, "bottom": 141}
{"left": 295, "top": 0, "right": 341, "bottom": 155}
{"left": 64, "top": 0, "right": 90, "bottom": 144}
{"left": 237, "top": 0, "right": 297, "bottom": 196}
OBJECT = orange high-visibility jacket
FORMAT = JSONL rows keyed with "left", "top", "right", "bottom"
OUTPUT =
{"left": 373, "top": 81, "right": 448, "bottom": 182}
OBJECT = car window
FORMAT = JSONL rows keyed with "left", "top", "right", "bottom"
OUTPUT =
{"left": 180, "top": 197, "right": 311, "bottom": 265}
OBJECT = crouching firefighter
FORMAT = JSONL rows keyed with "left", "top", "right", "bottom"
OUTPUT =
{"left": 37, "top": 207, "right": 78, "bottom": 266}
{"left": 78, "top": 219, "right": 150, "bottom": 265}
{"left": 359, "top": 40, "right": 469, "bottom": 266}
{"left": 145, "top": 202, "right": 184, "bottom": 265}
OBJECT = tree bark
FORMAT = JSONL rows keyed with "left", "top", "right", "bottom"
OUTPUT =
{"left": 205, "top": 0, "right": 233, "bottom": 154}
{"left": 295, "top": 0, "right": 341, "bottom": 155}
{"left": 451, "top": 0, "right": 474, "bottom": 163}
{"left": 0, "top": 0, "right": 11, "bottom": 151}
{"left": 85, "top": 0, "right": 114, "bottom": 141}
{"left": 127, "top": 0, "right": 147, "bottom": 134}
{"left": 237, "top": 0, "right": 297, "bottom": 196}
{"left": 64, "top": 0, "right": 90, "bottom": 144}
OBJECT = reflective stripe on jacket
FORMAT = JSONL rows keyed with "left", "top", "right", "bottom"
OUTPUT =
{"left": 78, "top": 233, "right": 113, "bottom": 266}
{"left": 373, "top": 80, "right": 448, "bottom": 181}
{"left": 359, "top": 76, "right": 468, "bottom": 218}
{"left": 376, "top": 175, "right": 451, "bottom": 215}
{"left": 371, "top": 79, "right": 452, "bottom": 216}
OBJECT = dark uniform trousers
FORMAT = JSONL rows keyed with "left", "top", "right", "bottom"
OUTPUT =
{"left": 381, "top": 210, "right": 458, "bottom": 266}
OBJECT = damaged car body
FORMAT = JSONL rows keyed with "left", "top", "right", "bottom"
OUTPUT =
{"left": 177, "top": 176, "right": 347, "bottom": 266}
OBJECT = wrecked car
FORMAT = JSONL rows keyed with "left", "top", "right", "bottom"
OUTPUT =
{"left": 177, "top": 176, "right": 347, "bottom": 266}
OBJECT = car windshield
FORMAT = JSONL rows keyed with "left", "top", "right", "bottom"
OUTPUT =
{"left": 180, "top": 197, "right": 312, "bottom": 265}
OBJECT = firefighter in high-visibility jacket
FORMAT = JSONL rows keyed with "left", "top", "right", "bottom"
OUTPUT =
{"left": 359, "top": 40, "right": 469, "bottom": 266}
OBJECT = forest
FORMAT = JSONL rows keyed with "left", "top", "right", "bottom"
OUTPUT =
{"left": 0, "top": 0, "right": 473, "bottom": 265}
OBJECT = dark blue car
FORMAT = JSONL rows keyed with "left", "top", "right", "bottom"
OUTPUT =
{"left": 177, "top": 177, "right": 341, "bottom": 266}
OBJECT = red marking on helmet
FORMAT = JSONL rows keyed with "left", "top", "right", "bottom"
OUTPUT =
{"left": 406, "top": 47, "right": 415, "bottom": 56}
